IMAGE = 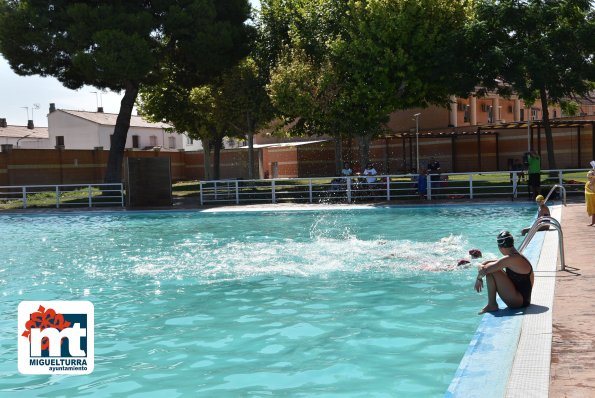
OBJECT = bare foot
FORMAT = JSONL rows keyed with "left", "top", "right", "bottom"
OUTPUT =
{"left": 478, "top": 305, "right": 499, "bottom": 315}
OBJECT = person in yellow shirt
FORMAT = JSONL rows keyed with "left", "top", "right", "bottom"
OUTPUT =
{"left": 586, "top": 170, "right": 595, "bottom": 226}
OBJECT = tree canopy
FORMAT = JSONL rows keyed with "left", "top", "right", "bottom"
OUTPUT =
{"left": 220, "top": 57, "right": 273, "bottom": 180}
{"left": 467, "top": 0, "right": 595, "bottom": 169}
{"left": 262, "top": 0, "right": 475, "bottom": 168}
{"left": 137, "top": 75, "right": 225, "bottom": 180}
{"left": 0, "top": 0, "right": 252, "bottom": 182}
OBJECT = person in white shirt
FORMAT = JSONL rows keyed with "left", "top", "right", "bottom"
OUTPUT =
{"left": 341, "top": 162, "right": 353, "bottom": 176}
{"left": 363, "top": 163, "right": 378, "bottom": 187}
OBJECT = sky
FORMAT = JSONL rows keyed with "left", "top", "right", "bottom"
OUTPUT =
{"left": 0, "top": 0, "right": 260, "bottom": 128}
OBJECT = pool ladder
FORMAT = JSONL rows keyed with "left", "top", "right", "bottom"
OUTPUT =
{"left": 519, "top": 215, "right": 566, "bottom": 271}
{"left": 543, "top": 184, "right": 567, "bottom": 206}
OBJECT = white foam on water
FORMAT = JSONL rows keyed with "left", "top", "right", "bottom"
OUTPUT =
{"left": 124, "top": 233, "right": 487, "bottom": 283}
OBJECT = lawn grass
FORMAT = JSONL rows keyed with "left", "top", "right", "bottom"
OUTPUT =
{"left": 0, "top": 187, "right": 121, "bottom": 209}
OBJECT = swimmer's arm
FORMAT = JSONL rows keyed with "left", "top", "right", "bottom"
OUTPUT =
{"left": 477, "top": 259, "right": 505, "bottom": 279}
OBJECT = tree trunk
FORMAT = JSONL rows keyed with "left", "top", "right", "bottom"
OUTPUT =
{"left": 247, "top": 131, "right": 255, "bottom": 180}
{"left": 105, "top": 80, "right": 139, "bottom": 183}
{"left": 201, "top": 138, "right": 212, "bottom": 180}
{"left": 359, "top": 133, "right": 373, "bottom": 169}
{"left": 213, "top": 137, "right": 222, "bottom": 180}
{"left": 539, "top": 88, "right": 557, "bottom": 170}
{"left": 334, "top": 133, "right": 343, "bottom": 174}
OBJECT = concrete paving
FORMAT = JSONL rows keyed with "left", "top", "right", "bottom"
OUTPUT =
{"left": 550, "top": 203, "right": 595, "bottom": 398}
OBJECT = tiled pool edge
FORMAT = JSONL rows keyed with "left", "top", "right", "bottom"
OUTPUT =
{"left": 445, "top": 206, "right": 561, "bottom": 398}
{"left": 504, "top": 206, "right": 561, "bottom": 397}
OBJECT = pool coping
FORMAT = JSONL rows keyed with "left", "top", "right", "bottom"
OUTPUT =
{"left": 445, "top": 205, "right": 561, "bottom": 398}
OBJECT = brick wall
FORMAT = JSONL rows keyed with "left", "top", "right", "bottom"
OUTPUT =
{"left": 0, "top": 124, "right": 593, "bottom": 186}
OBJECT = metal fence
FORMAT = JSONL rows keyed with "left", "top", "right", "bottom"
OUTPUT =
{"left": 199, "top": 169, "right": 590, "bottom": 205}
{"left": 0, "top": 183, "right": 124, "bottom": 209}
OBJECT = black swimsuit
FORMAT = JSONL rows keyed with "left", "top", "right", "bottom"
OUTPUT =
{"left": 505, "top": 258, "right": 533, "bottom": 307}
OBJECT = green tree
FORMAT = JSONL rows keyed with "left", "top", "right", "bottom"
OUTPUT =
{"left": 260, "top": 0, "right": 352, "bottom": 171}
{"left": 0, "top": 1, "right": 251, "bottom": 183}
{"left": 220, "top": 57, "right": 273, "bottom": 179}
{"left": 468, "top": 0, "right": 595, "bottom": 169}
{"left": 260, "top": 0, "right": 474, "bottom": 168}
{"left": 560, "top": 100, "right": 580, "bottom": 117}
{"left": 268, "top": 48, "right": 349, "bottom": 172}
{"left": 138, "top": 79, "right": 229, "bottom": 180}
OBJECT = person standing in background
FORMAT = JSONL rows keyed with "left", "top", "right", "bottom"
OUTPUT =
{"left": 586, "top": 170, "right": 595, "bottom": 226}
{"left": 526, "top": 151, "right": 541, "bottom": 199}
{"left": 417, "top": 169, "right": 428, "bottom": 199}
{"left": 427, "top": 157, "right": 441, "bottom": 188}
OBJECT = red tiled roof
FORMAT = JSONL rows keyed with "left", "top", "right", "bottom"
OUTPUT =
{"left": 58, "top": 109, "right": 171, "bottom": 129}
{"left": 0, "top": 125, "right": 49, "bottom": 139}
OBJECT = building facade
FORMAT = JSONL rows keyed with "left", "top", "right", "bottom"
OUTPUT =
{"left": 3, "top": 104, "right": 203, "bottom": 151}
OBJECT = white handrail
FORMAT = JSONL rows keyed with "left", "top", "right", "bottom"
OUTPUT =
{"left": 0, "top": 183, "right": 124, "bottom": 209}
{"left": 543, "top": 184, "right": 567, "bottom": 206}
{"left": 519, "top": 216, "right": 565, "bottom": 271}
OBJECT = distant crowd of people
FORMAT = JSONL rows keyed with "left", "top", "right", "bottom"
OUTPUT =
{"left": 332, "top": 157, "right": 445, "bottom": 200}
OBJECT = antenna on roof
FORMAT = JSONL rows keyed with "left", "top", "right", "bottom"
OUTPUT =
{"left": 31, "top": 103, "right": 40, "bottom": 124}
{"left": 21, "top": 106, "right": 29, "bottom": 121}
{"left": 91, "top": 91, "right": 104, "bottom": 112}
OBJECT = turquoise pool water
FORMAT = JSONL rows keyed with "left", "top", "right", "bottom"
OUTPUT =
{"left": 0, "top": 206, "right": 535, "bottom": 397}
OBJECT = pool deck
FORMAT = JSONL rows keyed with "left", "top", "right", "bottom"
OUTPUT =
{"left": 550, "top": 203, "right": 595, "bottom": 397}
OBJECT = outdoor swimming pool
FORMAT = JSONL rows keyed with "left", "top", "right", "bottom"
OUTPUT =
{"left": 0, "top": 205, "right": 536, "bottom": 397}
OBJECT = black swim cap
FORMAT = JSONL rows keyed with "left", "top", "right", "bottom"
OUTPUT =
{"left": 496, "top": 230, "right": 514, "bottom": 248}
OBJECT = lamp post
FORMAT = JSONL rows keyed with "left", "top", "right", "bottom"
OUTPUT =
{"left": 413, "top": 113, "right": 421, "bottom": 173}
{"left": 527, "top": 106, "right": 531, "bottom": 151}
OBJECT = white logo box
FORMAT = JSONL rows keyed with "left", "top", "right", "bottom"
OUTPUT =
{"left": 18, "top": 301, "right": 94, "bottom": 375}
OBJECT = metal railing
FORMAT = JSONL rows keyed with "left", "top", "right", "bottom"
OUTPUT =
{"left": 543, "top": 184, "right": 567, "bottom": 206}
{"left": 0, "top": 183, "right": 124, "bottom": 209}
{"left": 519, "top": 216, "right": 565, "bottom": 271}
{"left": 199, "top": 168, "right": 590, "bottom": 205}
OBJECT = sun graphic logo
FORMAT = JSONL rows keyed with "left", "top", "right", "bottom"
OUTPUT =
{"left": 18, "top": 301, "right": 94, "bottom": 374}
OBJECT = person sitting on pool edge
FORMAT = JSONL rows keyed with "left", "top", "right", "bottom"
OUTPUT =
{"left": 474, "top": 231, "right": 534, "bottom": 315}
{"left": 521, "top": 194, "right": 551, "bottom": 235}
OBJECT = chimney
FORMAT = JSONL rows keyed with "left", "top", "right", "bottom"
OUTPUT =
{"left": 97, "top": 107, "right": 104, "bottom": 113}
{"left": 0, "top": 118, "right": 7, "bottom": 128}
{"left": 27, "top": 120, "right": 34, "bottom": 129}
{"left": 49, "top": 103, "right": 56, "bottom": 113}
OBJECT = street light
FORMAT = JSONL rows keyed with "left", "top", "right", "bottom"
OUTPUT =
{"left": 413, "top": 113, "right": 421, "bottom": 173}
{"left": 527, "top": 106, "right": 531, "bottom": 151}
